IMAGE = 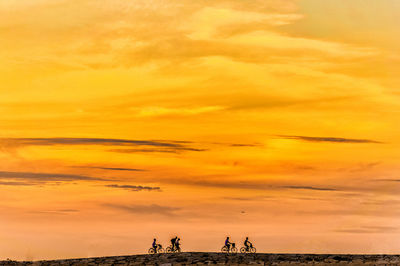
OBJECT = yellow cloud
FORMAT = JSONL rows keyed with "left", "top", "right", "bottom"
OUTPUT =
{"left": 135, "top": 106, "right": 225, "bottom": 117}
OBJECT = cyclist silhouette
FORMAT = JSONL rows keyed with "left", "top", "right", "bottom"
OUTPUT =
{"left": 152, "top": 239, "right": 157, "bottom": 250}
{"left": 244, "top": 237, "right": 253, "bottom": 251}
{"left": 175, "top": 238, "right": 181, "bottom": 252}
{"left": 151, "top": 238, "right": 162, "bottom": 254}
{"left": 240, "top": 237, "right": 256, "bottom": 253}
{"left": 221, "top": 236, "right": 237, "bottom": 253}
{"left": 171, "top": 236, "right": 178, "bottom": 250}
{"left": 225, "top": 237, "right": 231, "bottom": 250}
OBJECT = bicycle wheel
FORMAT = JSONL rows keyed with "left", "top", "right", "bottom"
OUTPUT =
{"left": 148, "top": 248, "right": 155, "bottom": 254}
{"left": 240, "top": 247, "right": 247, "bottom": 253}
{"left": 250, "top": 247, "right": 256, "bottom": 253}
{"left": 221, "top": 246, "right": 228, "bottom": 253}
{"left": 166, "top": 246, "right": 172, "bottom": 253}
{"left": 158, "top": 247, "right": 165, "bottom": 253}
{"left": 231, "top": 247, "right": 238, "bottom": 253}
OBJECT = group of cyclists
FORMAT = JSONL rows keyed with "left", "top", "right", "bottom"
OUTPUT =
{"left": 149, "top": 236, "right": 255, "bottom": 254}
{"left": 150, "top": 236, "right": 181, "bottom": 254}
{"left": 223, "top": 237, "right": 256, "bottom": 254}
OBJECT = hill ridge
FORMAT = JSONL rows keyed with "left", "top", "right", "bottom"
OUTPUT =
{"left": 2, "top": 252, "right": 400, "bottom": 265}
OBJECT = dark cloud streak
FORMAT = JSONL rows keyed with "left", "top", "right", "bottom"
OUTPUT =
{"left": 165, "top": 177, "right": 340, "bottom": 192}
{"left": 74, "top": 166, "right": 146, "bottom": 172}
{"left": 2, "top": 137, "right": 183, "bottom": 147}
{"left": 0, "top": 137, "right": 208, "bottom": 153}
{"left": 0, "top": 171, "right": 108, "bottom": 183}
{"left": 105, "top": 184, "right": 161, "bottom": 192}
{"left": 103, "top": 203, "right": 180, "bottom": 216}
{"left": 281, "top": 185, "right": 338, "bottom": 191}
{"left": 277, "top": 135, "right": 382, "bottom": 144}
{"left": 109, "top": 148, "right": 206, "bottom": 154}
{"left": 0, "top": 180, "right": 37, "bottom": 186}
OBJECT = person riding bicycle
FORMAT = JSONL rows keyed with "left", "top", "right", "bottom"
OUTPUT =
{"left": 175, "top": 238, "right": 181, "bottom": 252}
{"left": 225, "top": 237, "right": 232, "bottom": 250}
{"left": 171, "top": 236, "right": 178, "bottom": 251}
{"left": 152, "top": 238, "right": 159, "bottom": 253}
{"left": 244, "top": 237, "right": 253, "bottom": 251}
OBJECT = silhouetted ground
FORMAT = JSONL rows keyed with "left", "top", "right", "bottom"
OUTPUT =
{"left": 2, "top": 252, "right": 400, "bottom": 265}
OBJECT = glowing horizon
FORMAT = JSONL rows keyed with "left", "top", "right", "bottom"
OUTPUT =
{"left": 1, "top": 0, "right": 400, "bottom": 260}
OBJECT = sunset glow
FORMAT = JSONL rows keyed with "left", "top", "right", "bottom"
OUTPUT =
{"left": 1, "top": 0, "right": 400, "bottom": 260}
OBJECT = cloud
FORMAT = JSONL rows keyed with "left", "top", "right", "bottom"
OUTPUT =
{"left": 0, "top": 181, "right": 37, "bottom": 186}
{"left": 0, "top": 137, "right": 258, "bottom": 155}
{"left": 74, "top": 166, "right": 146, "bottom": 172}
{"left": 105, "top": 184, "right": 161, "bottom": 192}
{"left": 298, "top": 209, "right": 400, "bottom": 217}
{"left": 162, "top": 177, "right": 341, "bottom": 192}
{"left": 29, "top": 209, "right": 80, "bottom": 215}
{"left": 223, "top": 196, "right": 272, "bottom": 201}
{"left": 347, "top": 162, "right": 380, "bottom": 172}
{"left": 103, "top": 203, "right": 180, "bottom": 216}
{"left": 277, "top": 135, "right": 382, "bottom": 144}
{"left": 335, "top": 226, "right": 397, "bottom": 234}
{"left": 361, "top": 199, "right": 400, "bottom": 206}
{"left": 374, "top": 179, "right": 400, "bottom": 182}
{"left": 108, "top": 147, "right": 206, "bottom": 154}
{"left": 228, "top": 143, "right": 260, "bottom": 147}
{"left": 0, "top": 137, "right": 207, "bottom": 153}
{"left": 281, "top": 185, "right": 338, "bottom": 191}
{"left": 1, "top": 137, "right": 187, "bottom": 148}
{"left": 135, "top": 105, "right": 224, "bottom": 117}
{"left": 0, "top": 171, "right": 108, "bottom": 183}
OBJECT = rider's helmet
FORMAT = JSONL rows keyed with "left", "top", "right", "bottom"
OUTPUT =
{"left": 154, "top": 238, "right": 156, "bottom": 241}
{"left": 246, "top": 237, "right": 248, "bottom": 240}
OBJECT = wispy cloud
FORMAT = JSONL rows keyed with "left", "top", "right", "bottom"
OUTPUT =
{"left": 281, "top": 185, "right": 338, "bottom": 191}
{"left": 105, "top": 184, "right": 161, "bottom": 192}
{"left": 0, "top": 138, "right": 259, "bottom": 154}
{"left": 29, "top": 209, "right": 80, "bottom": 215}
{"left": 103, "top": 203, "right": 180, "bottom": 216}
{"left": 277, "top": 135, "right": 382, "bottom": 144}
{"left": 374, "top": 179, "right": 400, "bottom": 182}
{"left": 0, "top": 137, "right": 207, "bottom": 153}
{"left": 228, "top": 143, "right": 260, "bottom": 147}
{"left": 1, "top": 137, "right": 189, "bottom": 148}
{"left": 108, "top": 148, "right": 206, "bottom": 154}
{"left": 163, "top": 177, "right": 341, "bottom": 192}
{"left": 73, "top": 166, "right": 146, "bottom": 172}
{"left": 223, "top": 195, "right": 272, "bottom": 201}
{"left": 335, "top": 226, "right": 397, "bottom": 234}
{"left": 0, "top": 180, "right": 37, "bottom": 186}
{"left": 0, "top": 170, "right": 108, "bottom": 183}
{"left": 298, "top": 209, "right": 400, "bottom": 217}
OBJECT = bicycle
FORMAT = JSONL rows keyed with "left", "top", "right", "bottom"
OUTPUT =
{"left": 148, "top": 244, "right": 164, "bottom": 254}
{"left": 240, "top": 245, "right": 256, "bottom": 254}
{"left": 221, "top": 243, "right": 237, "bottom": 253}
{"left": 166, "top": 245, "right": 181, "bottom": 253}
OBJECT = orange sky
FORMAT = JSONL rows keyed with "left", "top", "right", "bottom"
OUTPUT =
{"left": 1, "top": 0, "right": 400, "bottom": 260}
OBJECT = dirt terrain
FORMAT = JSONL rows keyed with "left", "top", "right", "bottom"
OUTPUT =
{"left": 2, "top": 252, "right": 400, "bottom": 265}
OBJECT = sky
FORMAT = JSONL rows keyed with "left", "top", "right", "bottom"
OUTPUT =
{"left": 1, "top": 0, "right": 400, "bottom": 260}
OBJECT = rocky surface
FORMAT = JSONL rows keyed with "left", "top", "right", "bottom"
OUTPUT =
{"left": 2, "top": 252, "right": 400, "bottom": 265}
